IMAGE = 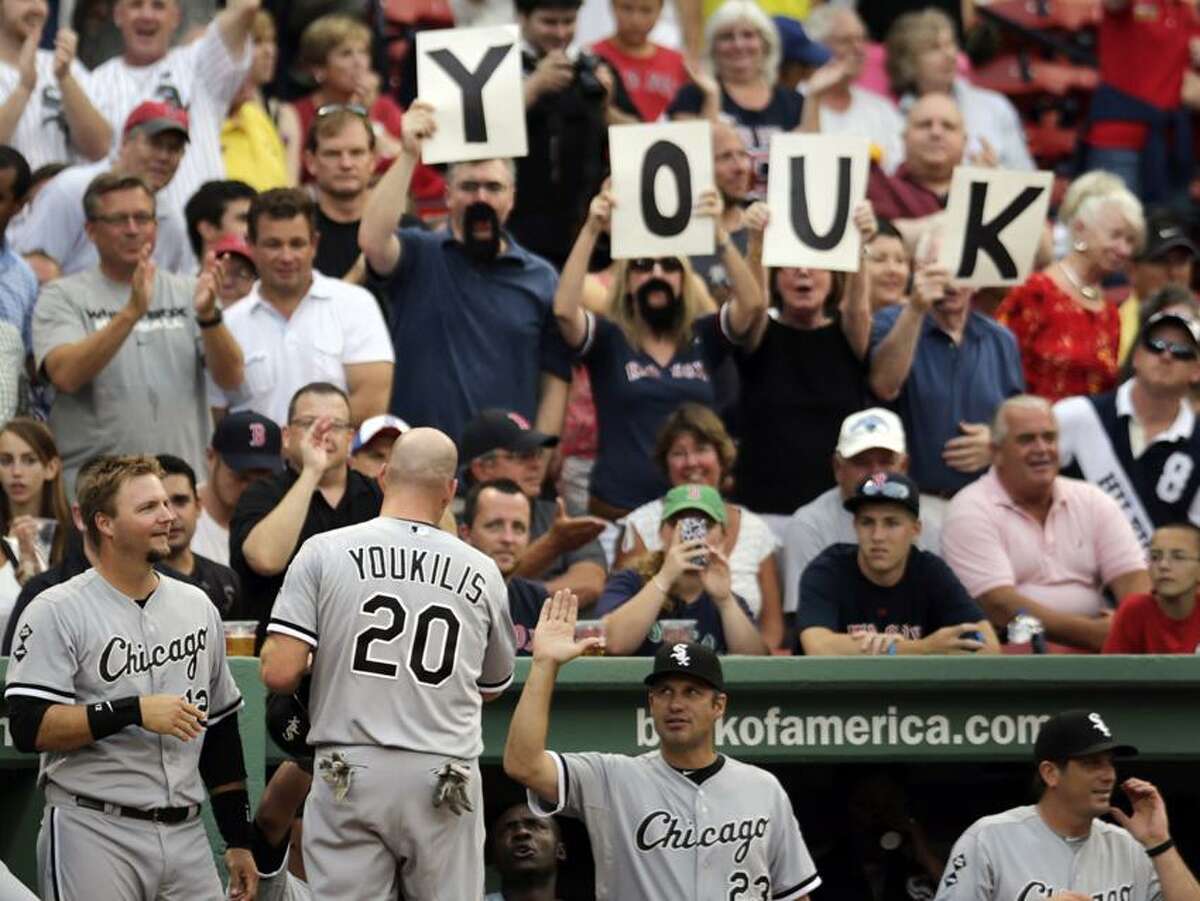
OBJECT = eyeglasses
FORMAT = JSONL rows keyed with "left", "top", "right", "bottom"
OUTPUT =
{"left": 859, "top": 477, "right": 911, "bottom": 500}
{"left": 316, "top": 103, "right": 369, "bottom": 118}
{"left": 1143, "top": 336, "right": 1199, "bottom": 362}
{"left": 289, "top": 416, "right": 354, "bottom": 433}
{"left": 629, "top": 258, "right": 684, "bottom": 274}
{"left": 1149, "top": 550, "right": 1200, "bottom": 564}
{"left": 455, "top": 180, "right": 508, "bottom": 195}
{"left": 90, "top": 212, "right": 156, "bottom": 226}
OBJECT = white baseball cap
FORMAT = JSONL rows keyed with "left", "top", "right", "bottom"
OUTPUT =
{"left": 352, "top": 414, "right": 410, "bottom": 453}
{"left": 836, "top": 408, "right": 906, "bottom": 459}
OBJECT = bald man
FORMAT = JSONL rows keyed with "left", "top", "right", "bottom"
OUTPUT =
{"left": 261, "top": 426, "right": 517, "bottom": 901}
{"left": 867, "top": 93, "right": 967, "bottom": 242}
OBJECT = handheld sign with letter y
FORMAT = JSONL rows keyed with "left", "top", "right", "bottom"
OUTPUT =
{"left": 609, "top": 121, "right": 715, "bottom": 259}
{"left": 937, "top": 166, "right": 1053, "bottom": 287}
{"left": 763, "top": 134, "right": 870, "bottom": 271}
{"left": 416, "top": 25, "right": 527, "bottom": 164}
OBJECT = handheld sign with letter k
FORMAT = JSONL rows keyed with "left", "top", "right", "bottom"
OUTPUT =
{"left": 416, "top": 25, "right": 528, "bottom": 164}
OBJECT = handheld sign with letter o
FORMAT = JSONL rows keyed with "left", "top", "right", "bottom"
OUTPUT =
{"left": 937, "top": 166, "right": 1053, "bottom": 287}
{"left": 415, "top": 25, "right": 527, "bottom": 164}
{"left": 763, "top": 134, "right": 870, "bottom": 272}
{"left": 609, "top": 121, "right": 715, "bottom": 259}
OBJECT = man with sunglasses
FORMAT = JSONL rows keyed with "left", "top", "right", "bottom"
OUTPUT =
{"left": 1056, "top": 311, "right": 1200, "bottom": 550}
{"left": 797, "top": 471, "right": 998, "bottom": 656}
{"left": 460, "top": 407, "right": 608, "bottom": 606}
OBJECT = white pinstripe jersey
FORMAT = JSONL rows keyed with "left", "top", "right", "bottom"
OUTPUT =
{"left": 3, "top": 569, "right": 242, "bottom": 809}
{"left": 268, "top": 517, "right": 516, "bottom": 759}
{"left": 0, "top": 52, "right": 99, "bottom": 169}
{"left": 89, "top": 21, "right": 251, "bottom": 243}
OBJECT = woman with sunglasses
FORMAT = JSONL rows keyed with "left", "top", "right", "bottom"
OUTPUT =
{"left": 554, "top": 187, "right": 765, "bottom": 521}
{"left": 731, "top": 201, "right": 877, "bottom": 530}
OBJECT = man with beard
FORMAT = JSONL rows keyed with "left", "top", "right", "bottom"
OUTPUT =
{"left": 485, "top": 803, "right": 567, "bottom": 901}
{"left": 3, "top": 455, "right": 258, "bottom": 900}
{"left": 935, "top": 710, "right": 1200, "bottom": 901}
{"left": 359, "top": 100, "right": 572, "bottom": 446}
{"left": 504, "top": 594, "right": 821, "bottom": 900}
{"left": 460, "top": 478, "right": 550, "bottom": 655}
{"left": 210, "top": 188, "right": 394, "bottom": 426}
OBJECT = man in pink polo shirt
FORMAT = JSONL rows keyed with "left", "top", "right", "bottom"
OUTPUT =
{"left": 942, "top": 396, "right": 1150, "bottom": 652}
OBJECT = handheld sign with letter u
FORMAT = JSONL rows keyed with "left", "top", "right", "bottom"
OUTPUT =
{"left": 609, "top": 121, "right": 715, "bottom": 259}
{"left": 416, "top": 25, "right": 527, "bottom": 164}
{"left": 763, "top": 134, "right": 870, "bottom": 272}
{"left": 937, "top": 166, "right": 1053, "bottom": 287}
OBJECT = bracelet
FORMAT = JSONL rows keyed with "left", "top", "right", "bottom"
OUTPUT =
{"left": 1146, "top": 838, "right": 1175, "bottom": 858}
{"left": 651, "top": 576, "right": 670, "bottom": 594}
{"left": 196, "top": 309, "right": 223, "bottom": 329}
{"left": 86, "top": 696, "right": 142, "bottom": 740}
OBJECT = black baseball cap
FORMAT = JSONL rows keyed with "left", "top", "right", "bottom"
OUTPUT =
{"left": 1138, "top": 210, "right": 1198, "bottom": 262}
{"left": 1141, "top": 310, "right": 1200, "bottom": 348}
{"left": 212, "top": 411, "right": 284, "bottom": 473}
{"left": 843, "top": 472, "right": 920, "bottom": 518}
{"left": 1033, "top": 710, "right": 1138, "bottom": 762}
{"left": 644, "top": 641, "right": 725, "bottom": 693}
{"left": 460, "top": 408, "right": 558, "bottom": 464}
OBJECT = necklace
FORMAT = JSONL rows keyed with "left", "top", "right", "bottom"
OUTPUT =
{"left": 1059, "top": 259, "right": 1100, "bottom": 302}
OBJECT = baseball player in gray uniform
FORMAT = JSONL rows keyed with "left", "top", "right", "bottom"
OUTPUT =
{"left": 2, "top": 455, "right": 258, "bottom": 900}
{"left": 936, "top": 709, "right": 1200, "bottom": 901}
{"left": 504, "top": 590, "right": 820, "bottom": 901}
{"left": 260, "top": 428, "right": 517, "bottom": 901}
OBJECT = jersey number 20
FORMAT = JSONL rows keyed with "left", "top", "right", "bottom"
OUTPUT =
{"left": 351, "top": 593, "right": 461, "bottom": 686}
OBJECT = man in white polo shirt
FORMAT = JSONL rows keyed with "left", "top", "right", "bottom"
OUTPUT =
{"left": 208, "top": 187, "right": 394, "bottom": 427}
{"left": 780, "top": 408, "right": 945, "bottom": 623}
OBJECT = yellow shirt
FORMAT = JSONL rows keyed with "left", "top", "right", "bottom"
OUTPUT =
{"left": 221, "top": 101, "right": 290, "bottom": 193}
{"left": 1118, "top": 293, "right": 1142, "bottom": 365}
{"left": 702, "top": 0, "right": 810, "bottom": 22}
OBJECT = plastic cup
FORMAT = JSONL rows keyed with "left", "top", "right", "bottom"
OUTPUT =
{"left": 31, "top": 517, "right": 57, "bottom": 567}
{"left": 659, "top": 619, "right": 698, "bottom": 646}
{"left": 224, "top": 620, "right": 257, "bottom": 657}
{"left": 574, "top": 619, "right": 606, "bottom": 656}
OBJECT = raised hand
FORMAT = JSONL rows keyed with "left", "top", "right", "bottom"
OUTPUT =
{"left": 852, "top": 200, "right": 878, "bottom": 241}
{"left": 695, "top": 187, "right": 724, "bottom": 221}
{"left": 194, "top": 251, "right": 222, "bottom": 319}
{"left": 53, "top": 28, "right": 79, "bottom": 81}
{"left": 743, "top": 201, "right": 771, "bottom": 233}
{"left": 18, "top": 28, "right": 38, "bottom": 91}
{"left": 138, "top": 694, "right": 206, "bottom": 741}
{"left": 684, "top": 58, "right": 719, "bottom": 100}
{"left": 658, "top": 525, "right": 707, "bottom": 585}
{"left": 531, "top": 588, "right": 599, "bottom": 664}
{"left": 969, "top": 136, "right": 999, "bottom": 168}
{"left": 806, "top": 59, "right": 848, "bottom": 97}
{"left": 586, "top": 189, "right": 616, "bottom": 235}
{"left": 700, "top": 546, "right": 733, "bottom": 604}
{"left": 299, "top": 417, "right": 332, "bottom": 475}
{"left": 400, "top": 100, "right": 437, "bottom": 156}
{"left": 127, "top": 246, "right": 156, "bottom": 319}
{"left": 1110, "top": 778, "right": 1172, "bottom": 848}
{"left": 549, "top": 497, "right": 608, "bottom": 553}
{"left": 910, "top": 236, "right": 948, "bottom": 314}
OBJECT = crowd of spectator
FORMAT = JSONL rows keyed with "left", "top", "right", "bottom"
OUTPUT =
{"left": 3, "top": 0, "right": 1200, "bottom": 668}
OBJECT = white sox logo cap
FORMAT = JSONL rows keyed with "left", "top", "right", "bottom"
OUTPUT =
{"left": 1033, "top": 710, "right": 1138, "bottom": 761}
{"left": 644, "top": 640, "right": 724, "bottom": 692}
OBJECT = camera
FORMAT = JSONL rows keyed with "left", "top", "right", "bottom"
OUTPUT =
{"left": 574, "top": 52, "right": 607, "bottom": 100}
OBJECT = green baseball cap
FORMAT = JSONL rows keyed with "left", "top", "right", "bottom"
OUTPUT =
{"left": 661, "top": 483, "right": 727, "bottom": 525}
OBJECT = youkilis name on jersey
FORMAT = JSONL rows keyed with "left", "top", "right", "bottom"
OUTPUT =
{"left": 1016, "top": 883, "right": 1132, "bottom": 901}
{"left": 347, "top": 545, "right": 488, "bottom": 604}
{"left": 635, "top": 811, "right": 769, "bottom": 864}
{"left": 99, "top": 627, "right": 209, "bottom": 682}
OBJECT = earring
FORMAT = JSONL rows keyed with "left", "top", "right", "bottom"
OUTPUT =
{"left": 1073, "top": 240, "right": 1087, "bottom": 253}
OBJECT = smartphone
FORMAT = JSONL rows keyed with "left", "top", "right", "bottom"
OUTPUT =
{"left": 679, "top": 516, "right": 708, "bottom": 567}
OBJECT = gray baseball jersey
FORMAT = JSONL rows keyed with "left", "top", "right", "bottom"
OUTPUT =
{"left": 3, "top": 569, "right": 242, "bottom": 807}
{"left": 935, "top": 805, "right": 1163, "bottom": 901}
{"left": 267, "top": 516, "right": 517, "bottom": 758}
{"left": 530, "top": 751, "right": 820, "bottom": 901}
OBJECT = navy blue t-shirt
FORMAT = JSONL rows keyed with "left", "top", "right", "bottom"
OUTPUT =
{"left": 594, "top": 569, "right": 752, "bottom": 656}
{"left": 384, "top": 227, "right": 573, "bottom": 443}
{"left": 796, "top": 544, "right": 984, "bottom": 648}
{"left": 581, "top": 311, "right": 728, "bottom": 510}
{"left": 508, "top": 576, "right": 548, "bottom": 656}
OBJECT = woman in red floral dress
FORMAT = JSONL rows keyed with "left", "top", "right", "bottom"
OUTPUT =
{"left": 997, "top": 171, "right": 1145, "bottom": 402}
